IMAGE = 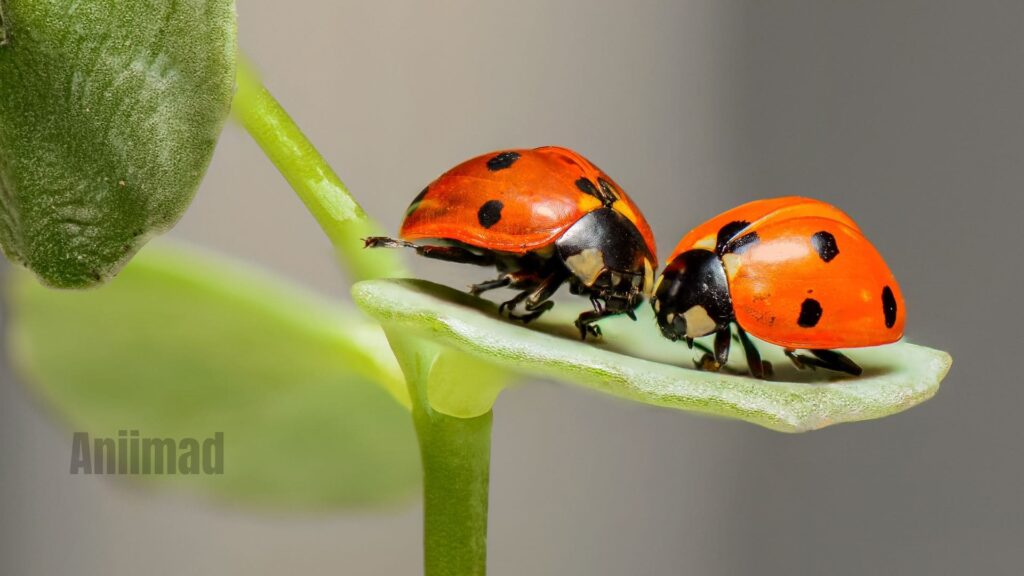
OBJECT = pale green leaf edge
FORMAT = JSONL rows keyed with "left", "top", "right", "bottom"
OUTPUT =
{"left": 9, "top": 241, "right": 411, "bottom": 409}
{"left": 352, "top": 279, "right": 952, "bottom": 433}
{"left": 4, "top": 242, "right": 419, "bottom": 508}
{"left": 153, "top": 242, "right": 410, "bottom": 409}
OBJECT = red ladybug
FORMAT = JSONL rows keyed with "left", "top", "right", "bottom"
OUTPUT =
{"left": 366, "top": 146, "right": 657, "bottom": 338}
{"left": 651, "top": 197, "right": 905, "bottom": 377}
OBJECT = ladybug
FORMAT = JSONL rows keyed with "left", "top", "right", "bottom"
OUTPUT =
{"left": 651, "top": 197, "right": 905, "bottom": 378}
{"left": 365, "top": 146, "right": 657, "bottom": 338}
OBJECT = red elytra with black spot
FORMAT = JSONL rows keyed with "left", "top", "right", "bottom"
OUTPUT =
{"left": 652, "top": 197, "right": 905, "bottom": 377}
{"left": 401, "top": 146, "right": 655, "bottom": 255}
{"left": 366, "top": 146, "right": 658, "bottom": 339}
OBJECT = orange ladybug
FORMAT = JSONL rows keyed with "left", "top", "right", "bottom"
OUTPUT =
{"left": 651, "top": 197, "right": 905, "bottom": 377}
{"left": 366, "top": 146, "right": 657, "bottom": 338}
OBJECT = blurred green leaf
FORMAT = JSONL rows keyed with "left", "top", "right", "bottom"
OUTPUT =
{"left": 353, "top": 279, "right": 951, "bottom": 433}
{"left": 0, "top": 0, "right": 236, "bottom": 287}
{"left": 6, "top": 243, "right": 419, "bottom": 508}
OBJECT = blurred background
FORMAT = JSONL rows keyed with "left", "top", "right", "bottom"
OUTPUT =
{"left": 2, "top": 1, "right": 1022, "bottom": 574}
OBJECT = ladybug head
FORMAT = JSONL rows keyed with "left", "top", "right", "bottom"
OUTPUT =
{"left": 652, "top": 249, "right": 733, "bottom": 340}
{"left": 555, "top": 208, "right": 656, "bottom": 312}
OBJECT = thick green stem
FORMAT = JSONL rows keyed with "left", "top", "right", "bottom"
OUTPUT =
{"left": 231, "top": 59, "right": 405, "bottom": 282}
{"left": 233, "top": 59, "right": 492, "bottom": 575}
{"left": 389, "top": 333, "right": 491, "bottom": 576}
{"left": 416, "top": 407, "right": 491, "bottom": 576}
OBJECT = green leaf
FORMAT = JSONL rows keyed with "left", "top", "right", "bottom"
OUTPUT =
{"left": 6, "top": 243, "right": 419, "bottom": 508}
{"left": 0, "top": 0, "right": 237, "bottom": 288}
{"left": 353, "top": 279, "right": 952, "bottom": 433}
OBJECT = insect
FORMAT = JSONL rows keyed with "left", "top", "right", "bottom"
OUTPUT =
{"left": 651, "top": 197, "right": 905, "bottom": 378}
{"left": 365, "top": 146, "right": 657, "bottom": 338}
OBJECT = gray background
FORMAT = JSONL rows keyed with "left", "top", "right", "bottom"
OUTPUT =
{"left": 2, "top": 1, "right": 1022, "bottom": 574}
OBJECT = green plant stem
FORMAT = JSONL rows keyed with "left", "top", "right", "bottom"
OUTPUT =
{"left": 389, "top": 332, "right": 491, "bottom": 576}
{"left": 416, "top": 409, "right": 492, "bottom": 576}
{"left": 231, "top": 58, "right": 405, "bottom": 282}
{"left": 232, "top": 59, "right": 493, "bottom": 575}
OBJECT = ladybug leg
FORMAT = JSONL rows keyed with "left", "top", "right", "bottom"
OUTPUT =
{"left": 364, "top": 236, "right": 413, "bottom": 249}
{"left": 503, "top": 271, "right": 566, "bottom": 324}
{"left": 715, "top": 329, "right": 731, "bottom": 365}
{"left": 572, "top": 296, "right": 612, "bottom": 339}
{"left": 415, "top": 245, "right": 495, "bottom": 266}
{"left": 514, "top": 301, "right": 556, "bottom": 324}
{"left": 784, "top": 349, "right": 810, "bottom": 370}
{"left": 363, "top": 237, "right": 495, "bottom": 266}
{"left": 469, "top": 275, "right": 512, "bottom": 296}
{"left": 573, "top": 309, "right": 607, "bottom": 340}
{"left": 521, "top": 273, "right": 566, "bottom": 315}
{"left": 734, "top": 325, "right": 773, "bottom": 379}
{"left": 690, "top": 339, "right": 714, "bottom": 356}
{"left": 784, "top": 349, "right": 862, "bottom": 377}
{"left": 476, "top": 267, "right": 550, "bottom": 297}
{"left": 695, "top": 328, "right": 731, "bottom": 372}
{"left": 498, "top": 290, "right": 530, "bottom": 316}
{"left": 572, "top": 290, "right": 645, "bottom": 339}
{"left": 809, "top": 349, "right": 863, "bottom": 376}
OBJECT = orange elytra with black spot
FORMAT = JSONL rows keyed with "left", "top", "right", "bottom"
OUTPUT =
{"left": 366, "top": 146, "right": 657, "bottom": 339}
{"left": 652, "top": 196, "right": 904, "bottom": 378}
{"left": 400, "top": 146, "right": 655, "bottom": 256}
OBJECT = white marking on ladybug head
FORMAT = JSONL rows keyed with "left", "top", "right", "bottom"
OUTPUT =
{"left": 683, "top": 305, "right": 717, "bottom": 338}
{"left": 565, "top": 248, "right": 606, "bottom": 287}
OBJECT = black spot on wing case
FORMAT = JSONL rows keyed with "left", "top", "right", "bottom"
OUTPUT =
{"left": 882, "top": 285, "right": 898, "bottom": 328}
{"left": 811, "top": 230, "right": 840, "bottom": 262}
{"left": 477, "top": 200, "right": 504, "bottom": 228}
{"left": 798, "top": 298, "right": 823, "bottom": 328}
{"left": 486, "top": 151, "right": 520, "bottom": 171}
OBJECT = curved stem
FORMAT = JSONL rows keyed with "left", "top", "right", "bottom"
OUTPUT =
{"left": 232, "top": 58, "right": 493, "bottom": 575}
{"left": 388, "top": 332, "right": 491, "bottom": 576}
{"left": 231, "top": 58, "right": 405, "bottom": 282}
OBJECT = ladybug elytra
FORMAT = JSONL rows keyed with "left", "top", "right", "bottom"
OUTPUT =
{"left": 651, "top": 197, "right": 905, "bottom": 378}
{"left": 366, "top": 146, "right": 657, "bottom": 338}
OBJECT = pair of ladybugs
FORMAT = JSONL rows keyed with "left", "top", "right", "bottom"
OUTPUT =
{"left": 366, "top": 146, "right": 905, "bottom": 378}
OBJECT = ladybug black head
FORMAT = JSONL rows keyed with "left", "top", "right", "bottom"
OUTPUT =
{"left": 555, "top": 208, "right": 656, "bottom": 312}
{"left": 652, "top": 249, "right": 733, "bottom": 340}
